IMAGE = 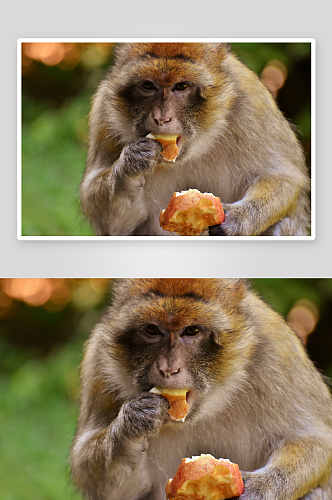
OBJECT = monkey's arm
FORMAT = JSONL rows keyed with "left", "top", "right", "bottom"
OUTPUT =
{"left": 240, "top": 437, "right": 332, "bottom": 500}
{"left": 209, "top": 175, "right": 308, "bottom": 236}
{"left": 80, "top": 139, "right": 162, "bottom": 235}
{"left": 70, "top": 391, "right": 168, "bottom": 500}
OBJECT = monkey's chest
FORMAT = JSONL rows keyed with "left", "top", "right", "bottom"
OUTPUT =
{"left": 139, "top": 161, "right": 242, "bottom": 236}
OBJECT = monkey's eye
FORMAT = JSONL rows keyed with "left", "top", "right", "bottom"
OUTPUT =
{"left": 144, "top": 324, "right": 161, "bottom": 336}
{"left": 141, "top": 80, "right": 157, "bottom": 92}
{"left": 184, "top": 326, "right": 200, "bottom": 336}
{"left": 174, "top": 82, "right": 188, "bottom": 91}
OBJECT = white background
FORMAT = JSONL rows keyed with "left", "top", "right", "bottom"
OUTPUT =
{"left": 2, "top": 0, "right": 331, "bottom": 277}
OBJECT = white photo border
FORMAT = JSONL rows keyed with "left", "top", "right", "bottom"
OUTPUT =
{"left": 17, "top": 38, "right": 316, "bottom": 241}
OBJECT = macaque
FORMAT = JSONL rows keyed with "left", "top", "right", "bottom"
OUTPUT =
{"left": 80, "top": 43, "right": 310, "bottom": 236}
{"left": 70, "top": 279, "right": 332, "bottom": 500}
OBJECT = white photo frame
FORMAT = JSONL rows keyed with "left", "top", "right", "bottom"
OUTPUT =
{"left": 17, "top": 38, "right": 315, "bottom": 241}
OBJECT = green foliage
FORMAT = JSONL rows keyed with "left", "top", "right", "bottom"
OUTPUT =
{"left": 232, "top": 42, "right": 311, "bottom": 75}
{"left": 0, "top": 338, "right": 84, "bottom": 500}
{"left": 251, "top": 278, "right": 325, "bottom": 315}
{"left": 22, "top": 93, "right": 94, "bottom": 236}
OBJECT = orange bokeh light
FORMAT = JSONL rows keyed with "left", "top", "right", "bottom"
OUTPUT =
{"left": 0, "top": 278, "right": 110, "bottom": 313}
{"left": 23, "top": 43, "right": 66, "bottom": 66}
{"left": 261, "top": 60, "right": 287, "bottom": 97}
{"left": 2, "top": 278, "right": 53, "bottom": 307}
{"left": 21, "top": 42, "right": 114, "bottom": 71}
{"left": 287, "top": 299, "right": 319, "bottom": 344}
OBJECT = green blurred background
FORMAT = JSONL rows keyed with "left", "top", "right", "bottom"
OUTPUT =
{"left": 21, "top": 42, "right": 312, "bottom": 236}
{"left": 0, "top": 278, "right": 331, "bottom": 500}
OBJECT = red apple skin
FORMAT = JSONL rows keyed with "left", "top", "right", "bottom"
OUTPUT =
{"left": 165, "top": 455, "right": 244, "bottom": 500}
{"left": 160, "top": 190, "right": 225, "bottom": 236}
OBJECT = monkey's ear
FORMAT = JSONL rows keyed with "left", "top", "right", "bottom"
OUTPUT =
{"left": 108, "top": 278, "right": 134, "bottom": 308}
{"left": 205, "top": 42, "right": 230, "bottom": 61}
{"left": 214, "top": 42, "right": 230, "bottom": 52}
{"left": 216, "top": 279, "right": 250, "bottom": 308}
{"left": 198, "top": 43, "right": 229, "bottom": 98}
{"left": 222, "top": 278, "right": 250, "bottom": 292}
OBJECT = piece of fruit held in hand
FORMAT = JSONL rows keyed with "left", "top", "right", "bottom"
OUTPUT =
{"left": 165, "top": 454, "right": 244, "bottom": 500}
{"left": 150, "top": 387, "right": 189, "bottom": 421}
{"left": 146, "top": 133, "right": 179, "bottom": 162}
{"left": 160, "top": 189, "right": 225, "bottom": 236}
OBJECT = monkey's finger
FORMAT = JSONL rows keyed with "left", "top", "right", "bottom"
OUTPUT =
{"left": 154, "top": 394, "right": 171, "bottom": 420}
{"left": 209, "top": 224, "right": 227, "bottom": 236}
{"left": 143, "top": 137, "right": 163, "bottom": 150}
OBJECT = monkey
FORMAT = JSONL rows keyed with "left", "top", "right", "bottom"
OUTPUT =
{"left": 70, "top": 278, "right": 332, "bottom": 500}
{"left": 80, "top": 43, "right": 311, "bottom": 236}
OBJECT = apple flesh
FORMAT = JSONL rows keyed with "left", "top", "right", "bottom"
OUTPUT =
{"left": 150, "top": 387, "right": 189, "bottom": 421}
{"left": 146, "top": 133, "right": 179, "bottom": 162}
{"left": 165, "top": 454, "right": 244, "bottom": 500}
{"left": 160, "top": 189, "right": 225, "bottom": 236}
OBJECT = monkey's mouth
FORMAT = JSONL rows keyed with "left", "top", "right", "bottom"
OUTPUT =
{"left": 145, "top": 133, "right": 184, "bottom": 162}
{"left": 176, "top": 135, "right": 183, "bottom": 150}
{"left": 149, "top": 386, "right": 194, "bottom": 422}
{"left": 163, "top": 135, "right": 183, "bottom": 162}
{"left": 186, "top": 389, "right": 194, "bottom": 408}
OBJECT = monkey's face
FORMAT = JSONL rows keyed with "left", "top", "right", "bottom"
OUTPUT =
{"left": 108, "top": 43, "right": 234, "bottom": 162}
{"left": 108, "top": 279, "right": 249, "bottom": 421}
{"left": 119, "top": 78, "right": 203, "bottom": 158}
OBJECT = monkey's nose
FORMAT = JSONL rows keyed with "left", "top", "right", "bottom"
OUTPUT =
{"left": 153, "top": 111, "right": 172, "bottom": 126}
{"left": 159, "top": 367, "right": 180, "bottom": 378}
{"left": 158, "top": 361, "right": 181, "bottom": 378}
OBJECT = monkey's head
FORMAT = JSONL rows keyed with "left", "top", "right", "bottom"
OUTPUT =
{"left": 102, "top": 278, "right": 252, "bottom": 423}
{"left": 102, "top": 43, "right": 235, "bottom": 163}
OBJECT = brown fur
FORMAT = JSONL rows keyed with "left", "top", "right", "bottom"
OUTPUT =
{"left": 70, "top": 279, "right": 332, "bottom": 500}
{"left": 80, "top": 43, "right": 310, "bottom": 236}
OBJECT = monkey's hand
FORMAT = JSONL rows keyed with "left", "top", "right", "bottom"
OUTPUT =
{"left": 236, "top": 470, "right": 291, "bottom": 500}
{"left": 116, "top": 392, "right": 169, "bottom": 442}
{"left": 109, "top": 393, "right": 169, "bottom": 495}
{"left": 81, "top": 138, "right": 163, "bottom": 235}
{"left": 235, "top": 471, "right": 258, "bottom": 499}
{"left": 209, "top": 177, "right": 307, "bottom": 236}
{"left": 209, "top": 199, "right": 289, "bottom": 236}
{"left": 237, "top": 439, "right": 332, "bottom": 500}
{"left": 115, "top": 138, "right": 163, "bottom": 187}
{"left": 208, "top": 203, "right": 241, "bottom": 236}
{"left": 71, "top": 392, "right": 169, "bottom": 500}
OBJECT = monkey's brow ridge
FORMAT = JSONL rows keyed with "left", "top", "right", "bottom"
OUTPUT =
{"left": 143, "top": 289, "right": 208, "bottom": 303}
{"left": 141, "top": 52, "right": 192, "bottom": 62}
